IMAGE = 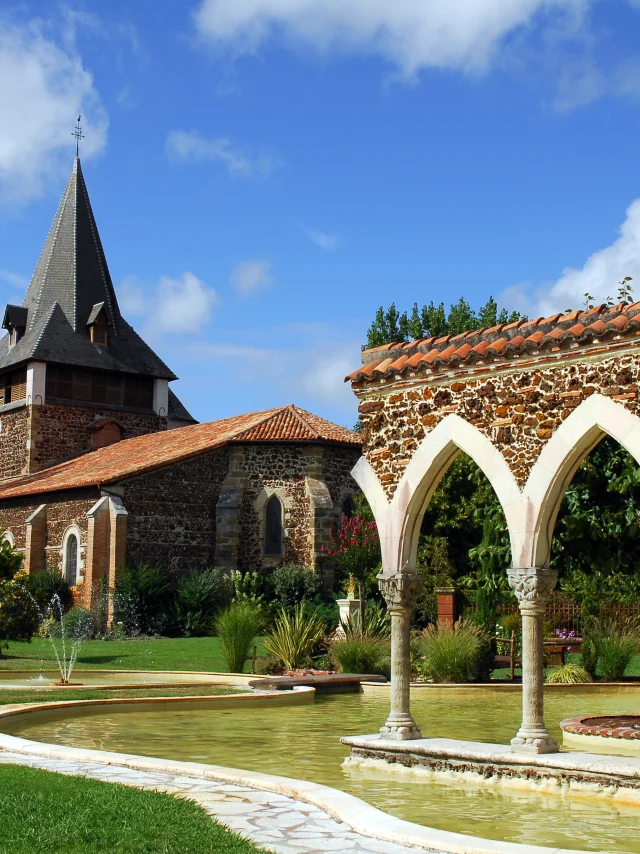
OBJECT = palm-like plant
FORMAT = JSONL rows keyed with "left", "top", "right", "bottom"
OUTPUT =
{"left": 263, "top": 604, "right": 325, "bottom": 670}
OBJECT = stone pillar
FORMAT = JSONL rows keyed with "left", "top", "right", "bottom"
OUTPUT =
{"left": 507, "top": 567, "right": 559, "bottom": 754}
{"left": 336, "top": 597, "right": 361, "bottom": 634}
{"left": 436, "top": 586, "right": 456, "bottom": 628}
{"left": 108, "top": 496, "right": 128, "bottom": 625}
{"left": 24, "top": 504, "right": 47, "bottom": 574}
{"left": 378, "top": 571, "right": 423, "bottom": 740}
{"left": 214, "top": 448, "right": 247, "bottom": 571}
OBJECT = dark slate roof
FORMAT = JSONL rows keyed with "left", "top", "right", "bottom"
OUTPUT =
{"left": 2, "top": 305, "right": 28, "bottom": 330}
{"left": 0, "top": 158, "right": 176, "bottom": 380}
{"left": 168, "top": 388, "right": 197, "bottom": 424}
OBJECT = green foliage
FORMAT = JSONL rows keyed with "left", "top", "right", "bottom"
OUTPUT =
{"left": 113, "top": 565, "right": 173, "bottom": 636}
{"left": 215, "top": 602, "right": 263, "bottom": 673}
{"left": 0, "top": 763, "right": 262, "bottom": 853}
{"left": 23, "top": 569, "right": 73, "bottom": 613}
{"left": 365, "top": 298, "right": 523, "bottom": 349}
{"left": 329, "top": 636, "right": 390, "bottom": 676}
{"left": 231, "top": 570, "right": 265, "bottom": 606}
{"left": 0, "top": 572, "right": 40, "bottom": 649}
{"left": 592, "top": 616, "right": 640, "bottom": 680}
{"left": 60, "top": 605, "right": 94, "bottom": 640}
{"left": 341, "top": 601, "right": 390, "bottom": 640}
{"left": 414, "top": 619, "right": 490, "bottom": 683}
{"left": 0, "top": 542, "right": 24, "bottom": 580}
{"left": 263, "top": 604, "right": 325, "bottom": 670}
{"left": 546, "top": 663, "right": 592, "bottom": 684}
{"left": 176, "top": 569, "right": 232, "bottom": 637}
{"left": 271, "top": 564, "right": 322, "bottom": 609}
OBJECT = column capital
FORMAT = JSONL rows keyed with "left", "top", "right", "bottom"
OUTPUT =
{"left": 377, "top": 571, "right": 423, "bottom": 612}
{"left": 507, "top": 567, "right": 557, "bottom": 615}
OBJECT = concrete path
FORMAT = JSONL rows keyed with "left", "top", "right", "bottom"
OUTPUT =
{"left": 0, "top": 750, "right": 428, "bottom": 854}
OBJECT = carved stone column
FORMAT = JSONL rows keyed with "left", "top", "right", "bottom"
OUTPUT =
{"left": 378, "top": 571, "right": 423, "bottom": 740}
{"left": 507, "top": 567, "right": 559, "bottom": 754}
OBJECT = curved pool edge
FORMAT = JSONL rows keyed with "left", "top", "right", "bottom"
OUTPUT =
{"left": 0, "top": 690, "right": 581, "bottom": 854}
{"left": 0, "top": 669, "right": 264, "bottom": 690}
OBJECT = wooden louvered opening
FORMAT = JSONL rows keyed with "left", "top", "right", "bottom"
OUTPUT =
{"left": 90, "top": 324, "right": 108, "bottom": 346}
{"left": 46, "top": 366, "right": 154, "bottom": 411}
{"left": 0, "top": 368, "right": 27, "bottom": 405}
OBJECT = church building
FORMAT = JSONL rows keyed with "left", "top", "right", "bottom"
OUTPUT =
{"left": 0, "top": 157, "right": 361, "bottom": 607}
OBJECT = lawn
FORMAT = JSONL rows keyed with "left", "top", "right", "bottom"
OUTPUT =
{"left": 0, "top": 636, "right": 265, "bottom": 673}
{"left": 0, "top": 764, "right": 263, "bottom": 853}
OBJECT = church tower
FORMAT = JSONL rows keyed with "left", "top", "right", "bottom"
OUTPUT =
{"left": 0, "top": 157, "right": 194, "bottom": 479}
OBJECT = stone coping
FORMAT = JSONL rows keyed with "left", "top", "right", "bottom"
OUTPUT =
{"left": 249, "top": 674, "right": 387, "bottom": 693}
{"left": 0, "top": 669, "right": 261, "bottom": 690}
{"left": 560, "top": 715, "right": 640, "bottom": 740}
{"left": 360, "top": 681, "right": 640, "bottom": 694}
{"left": 0, "top": 685, "right": 314, "bottom": 721}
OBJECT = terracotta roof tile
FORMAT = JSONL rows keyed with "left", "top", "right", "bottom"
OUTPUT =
{"left": 346, "top": 302, "right": 640, "bottom": 384}
{"left": 0, "top": 405, "right": 360, "bottom": 500}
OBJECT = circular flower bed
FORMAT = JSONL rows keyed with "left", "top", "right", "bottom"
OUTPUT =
{"left": 561, "top": 715, "right": 640, "bottom": 740}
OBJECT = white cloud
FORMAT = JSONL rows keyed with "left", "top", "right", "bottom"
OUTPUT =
{"left": 0, "top": 15, "right": 107, "bottom": 204}
{"left": 193, "top": 0, "right": 584, "bottom": 77}
{"left": 304, "top": 227, "right": 341, "bottom": 252}
{"left": 166, "top": 130, "right": 280, "bottom": 178}
{"left": 0, "top": 269, "right": 29, "bottom": 290}
{"left": 120, "top": 272, "right": 218, "bottom": 336}
{"left": 230, "top": 260, "right": 273, "bottom": 295}
{"left": 502, "top": 199, "right": 640, "bottom": 317}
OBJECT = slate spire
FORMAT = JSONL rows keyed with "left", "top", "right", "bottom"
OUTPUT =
{"left": 23, "top": 156, "right": 121, "bottom": 335}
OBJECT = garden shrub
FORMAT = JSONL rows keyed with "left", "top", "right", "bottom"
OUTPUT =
{"left": 592, "top": 617, "right": 640, "bottom": 680}
{"left": 0, "top": 571, "right": 40, "bottom": 651}
{"left": 113, "top": 565, "right": 172, "bottom": 635}
{"left": 264, "top": 604, "right": 325, "bottom": 670}
{"left": 23, "top": 570, "right": 72, "bottom": 613}
{"left": 546, "top": 663, "right": 592, "bottom": 684}
{"left": 341, "top": 601, "right": 390, "bottom": 640}
{"left": 61, "top": 605, "right": 95, "bottom": 640}
{"left": 271, "top": 564, "right": 321, "bottom": 610}
{"left": 415, "top": 619, "right": 489, "bottom": 683}
{"left": 231, "top": 569, "right": 266, "bottom": 606}
{"left": 177, "top": 568, "right": 232, "bottom": 636}
{"left": 330, "top": 636, "right": 390, "bottom": 676}
{"left": 215, "top": 602, "right": 263, "bottom": 673}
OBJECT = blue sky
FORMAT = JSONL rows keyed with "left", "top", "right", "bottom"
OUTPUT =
{"left": 1, "top": 1, "right": 640, "bottom": 427}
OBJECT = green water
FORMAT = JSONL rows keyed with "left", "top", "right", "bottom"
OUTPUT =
{"left": 4, "top": 688, "right": 640, "bottom": 852}
{"left": 0, "top": 670, "right": 225, "bottom": 688}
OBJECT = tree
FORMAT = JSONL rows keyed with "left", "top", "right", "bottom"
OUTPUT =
{"left": 365, "top": 297, "right": 523, "bottom": 349}
{"left": 0, "top": 543, "right": 40, "bottom": 653}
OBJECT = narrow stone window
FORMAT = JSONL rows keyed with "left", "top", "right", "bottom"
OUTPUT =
{"left": 64, "top": 533, "right": 78, "bottom": 585}
{"left": 265, "top": 495, "right": 283, "bottom": 556}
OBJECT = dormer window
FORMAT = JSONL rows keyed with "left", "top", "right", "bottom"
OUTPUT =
{"left": 87, "top": 302, "right": 110, "bottom": 347}
{"left": 2, "top": 304, "right": 27, "bottom": 349}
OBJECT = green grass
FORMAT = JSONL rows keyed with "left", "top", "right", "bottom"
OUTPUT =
{"left": 0, "top": 636, "right": 265, "bottom": 673}
{"left": 0, "top": 764, "right": 263, "bottom": 853}
{"left": 490, "top": 653, "right": 640, "bottom": 681}
{"left": 0, "top": 685, "right": 246, "bottom": 707}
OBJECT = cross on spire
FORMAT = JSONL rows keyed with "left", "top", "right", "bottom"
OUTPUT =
{"left": 72, "top": 115, "right": 84, "bottom": 156}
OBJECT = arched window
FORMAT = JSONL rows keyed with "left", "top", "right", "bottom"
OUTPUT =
{"left": 342, "top": 496, "right": 355, "bottom": 519}
{"left": 64, "top": 533, "right": 78, "bottom": 585}
{"left": 265, "top": 495, "right": 283, "bottom": 556}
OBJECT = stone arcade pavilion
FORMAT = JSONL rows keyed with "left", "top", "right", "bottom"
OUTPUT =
{"left": 347, "top": 308, "right": 640, "bottom": 753}
{"left": 0, "top": 157, "right": 361, "bottom": 606}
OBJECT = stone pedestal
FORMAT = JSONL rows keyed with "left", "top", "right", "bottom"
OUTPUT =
{"left": 378, "top": 571, "right": 423, "bottom": 741}
{"left": 508, "top": 567, "right": 559, "bottom": 754}
{"left": 336, "top": 598, "right": 361, "bottom": 635}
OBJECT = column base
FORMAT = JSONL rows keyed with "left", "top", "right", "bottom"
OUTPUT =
{"left": 511, "top": 728, "right": 559, "bottom": 754}
{"left": 380, "top": 716, "right": 422, "bottom": 741}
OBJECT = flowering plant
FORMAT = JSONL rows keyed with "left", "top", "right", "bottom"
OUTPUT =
{"left": 321, "top": 515, "right": 380, "bottom": 584}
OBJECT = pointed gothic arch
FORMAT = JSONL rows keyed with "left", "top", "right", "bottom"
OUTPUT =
{"left": 524, "top": 393, "right": 640, "bottom": 569}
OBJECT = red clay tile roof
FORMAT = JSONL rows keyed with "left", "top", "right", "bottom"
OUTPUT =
{"left": 0, "top": 405, "right": 360, "bottom": 500}
{"left": 346, "top": 303, "right": 640, "bottom": 384}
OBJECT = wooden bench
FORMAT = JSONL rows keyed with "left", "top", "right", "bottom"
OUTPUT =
{"left": 493, "top": 633, "right": 583, "bottom": 679}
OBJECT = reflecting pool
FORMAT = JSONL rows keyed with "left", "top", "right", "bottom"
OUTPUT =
{"left": 4, "top": 687, "right": 640, "bottom": 851}
{"left": 0, "top": 670, "right": 229, "bottom": 688}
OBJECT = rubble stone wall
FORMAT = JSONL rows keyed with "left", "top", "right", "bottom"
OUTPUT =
{"left": 355, "top": 349, "right": 640, "bottom": 494}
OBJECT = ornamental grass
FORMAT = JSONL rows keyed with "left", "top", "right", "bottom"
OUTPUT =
{"left": 545, "top": 663, "right": 592, "bottom": 684}
{"left": 263, "top": 603, "right": 325, "bottom": 670}
{"left": 592, "top": 616, "right": 640, "bottom": 681}
{"left": 215, "top": 602, "right": 263, "bottom": 674}
{"left": 414, "top": 619, "right": 489, "bottom": 683}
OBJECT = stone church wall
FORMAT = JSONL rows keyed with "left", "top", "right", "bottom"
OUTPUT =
{"left": 122, "top": 447, "right": 230, "bottom": 575}
{"left": 357, "top": 349, "right": 640, "bottom": 493}
{"left": 29, "top": 403, "right": 166, "bottom": 472}
{"left": 0, "top": 405, "right": 30, "bottom": 479}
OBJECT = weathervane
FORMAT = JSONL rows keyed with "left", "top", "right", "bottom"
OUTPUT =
{"left": 72, "top": 115, "right": 84, "bottom": 156}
